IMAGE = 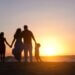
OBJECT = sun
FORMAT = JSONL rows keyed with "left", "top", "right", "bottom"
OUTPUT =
{"left": 42, "top": 45, "right": 57, "bottom": 56}
{"left": 39, "top": 37, "right": 65, "bottom": 56}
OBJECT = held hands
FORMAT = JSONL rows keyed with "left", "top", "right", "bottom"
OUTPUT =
{"left": 10, "top": 45, "right": 12, "bottom": 48}
{"left": 5, "top": 40, "right": 12, "bottom": 48}
{"left": 10, "top": 44, "right": 13, "bottom": 48}
{"left": 35, "top": 41, "right": 37, "bottom": 45}
{"left": 8, "top": 43, "right": 12, "bottom": 48}
{"left": 8, "top": 44, "right": 12, "bottom": 48}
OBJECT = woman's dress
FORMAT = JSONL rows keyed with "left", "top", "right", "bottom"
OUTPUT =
{"left": 12, "top": 35, "right": 24, "bottom": 61}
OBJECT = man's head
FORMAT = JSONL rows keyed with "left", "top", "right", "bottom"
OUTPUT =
{"left": 24, "top": 25, "right": 28, "bottom": 30}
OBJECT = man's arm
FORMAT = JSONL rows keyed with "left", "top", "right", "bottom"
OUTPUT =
{"left": 31, "top": 32, "right": 36, "bottom": 43}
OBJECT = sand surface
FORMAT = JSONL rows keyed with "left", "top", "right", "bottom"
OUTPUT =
{"left": 0, "top": 62, "right": 75, "bottom": 75}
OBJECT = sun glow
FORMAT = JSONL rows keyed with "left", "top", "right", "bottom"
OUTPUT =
{"left": 39, "top": 37, "right": 65, "bottom": 56}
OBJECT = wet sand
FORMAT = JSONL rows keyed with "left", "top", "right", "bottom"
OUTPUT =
{"left": 0, "top": 62, "right": 75, "bottom": 75}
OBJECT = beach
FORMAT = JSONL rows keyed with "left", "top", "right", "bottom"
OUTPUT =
{"left": 0, "top": 62, "right": 75, "bottom": 75}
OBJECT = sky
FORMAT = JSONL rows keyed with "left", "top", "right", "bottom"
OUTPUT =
{"left": 0, "top": 0, "right": 75, "bottom": 56}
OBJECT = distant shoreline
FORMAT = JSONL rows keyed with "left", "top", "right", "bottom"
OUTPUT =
{"left": 3, "top": 55, "right": 75, "bottom": 62}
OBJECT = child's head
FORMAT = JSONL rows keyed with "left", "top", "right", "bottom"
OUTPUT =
{"left": 0, "top": 32, "right": 4, "bottom": 37}
{"left": 36, "top": 43, "right": 41, "bottom": 48}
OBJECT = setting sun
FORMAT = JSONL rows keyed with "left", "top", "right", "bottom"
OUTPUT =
{"left": 0, "top": 0, "right": 75, "bottom": 57}
{"left": 39, "top": 37, "right": 65, "bottom": 56}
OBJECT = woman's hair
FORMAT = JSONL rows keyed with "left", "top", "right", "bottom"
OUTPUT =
{"left": 14, "top": 28, "right": 21, "bottom": 38}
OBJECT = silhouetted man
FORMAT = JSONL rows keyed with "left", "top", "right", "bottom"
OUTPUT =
{"left": 22, "top": 25, "right": 36, "bottom": 62}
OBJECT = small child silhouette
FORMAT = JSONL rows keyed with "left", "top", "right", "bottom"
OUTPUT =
{"left": 35, "top": 43, "right": 42, "bottom": 62}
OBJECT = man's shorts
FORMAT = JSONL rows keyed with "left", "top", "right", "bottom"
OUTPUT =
{"left": 24, "top": 44, "right": 32, "bottom": 51}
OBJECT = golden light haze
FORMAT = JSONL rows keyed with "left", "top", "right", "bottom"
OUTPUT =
{"left": 5, "top": 17, "right": 75, "bottom": 56}
{"left": 6, "top": 27, "right": 75, "bottom": 56}
{"left": 0, "top": 0, "right": 75, "bottom": 56}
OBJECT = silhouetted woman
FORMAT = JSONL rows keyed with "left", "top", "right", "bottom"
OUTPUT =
{"left": 11, "top": 28, "right": 24, "bottom": 62}
{"left": 0, "top": 32, "right": 10, "bottom": 62}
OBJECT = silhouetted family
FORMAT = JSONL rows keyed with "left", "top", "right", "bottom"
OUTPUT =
{"left": 0, "top": 25, "right": 41, "bottom": 62}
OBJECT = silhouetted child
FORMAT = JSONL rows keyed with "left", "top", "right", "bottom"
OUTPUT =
{"left": 35, "top": 43, "right": 42, "bottom": 62}
{"left": 0, "top": 32, "right": 10, "bottom": 62}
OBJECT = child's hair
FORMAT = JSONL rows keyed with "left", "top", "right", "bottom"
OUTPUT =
{"left": 0, "top": 32, "right": 4, "bottom": 37}
{"left": 36, "top": 43, "right": 41, "bottom": 47}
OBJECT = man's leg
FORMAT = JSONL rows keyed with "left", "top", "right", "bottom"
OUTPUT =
{"left": 29, "top": 50, "right": 32, "bottom": 62}
{"left": 24, "top": 50, "right": 28, "bottom": 62}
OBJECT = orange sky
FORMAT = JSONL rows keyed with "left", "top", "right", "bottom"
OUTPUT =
{"left": 0, "top": 0, "right": 75, "bottom": 56}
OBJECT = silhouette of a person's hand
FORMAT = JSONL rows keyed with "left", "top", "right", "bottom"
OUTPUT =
{"left": 35, "top": 42, "right": 37, "bottom": 45}
{"left": 10, "top": 45, "right": 12, "bottom": 48}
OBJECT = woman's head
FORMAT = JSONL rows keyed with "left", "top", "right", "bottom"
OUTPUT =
{"left": 14, "top": 28, "right": 21, "bottom": 38}
{"left": 16, "top": 28, "right": 21, "bottom": 33}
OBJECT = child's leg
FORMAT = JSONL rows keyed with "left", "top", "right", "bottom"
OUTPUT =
{"left": 3, "top": 53, "right": 5, "bottom": 62}
{"left": 35, "top": 57, "right": 39, "bottom": 62}
{"left": 2, "top": 49, "right": 6, "bottom": 62}
{"left": 38, "top": 57, "right": 42, "bottom": 62}
{"left": 0, "top": 54, "right": 1, "bottom": 62}
{"left": 0, "top": 55, "right": 1, "bottom": 61}
{"left": 1, "top": 54, "right": 3, "bottom": 62}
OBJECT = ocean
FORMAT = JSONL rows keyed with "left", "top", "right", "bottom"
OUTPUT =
{"left": 40, "top": 56, "right": 75, "bottom": 62}
{"left": 4, "top": 56, "right": 75, "bottom": 62}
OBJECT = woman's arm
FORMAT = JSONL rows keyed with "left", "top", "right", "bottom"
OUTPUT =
{"left": 11, "top": 38, "right": 15, "bottom": 47}
{"left": 5, "top": 39, "right": 11, "bottom": 47}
